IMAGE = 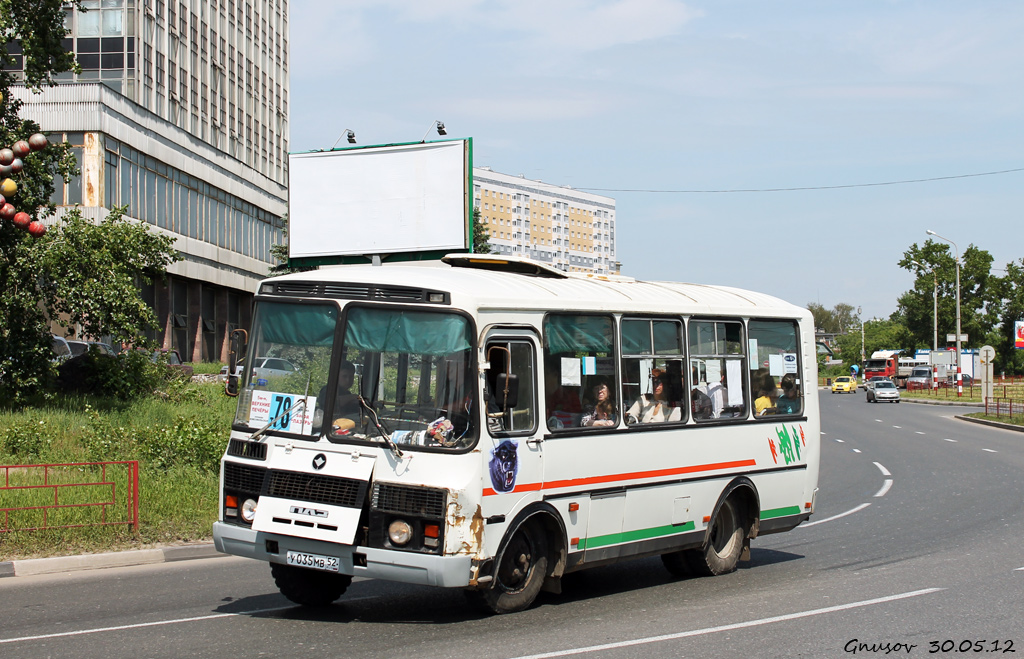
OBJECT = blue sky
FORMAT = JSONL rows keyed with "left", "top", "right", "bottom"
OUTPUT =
{"left": 288, "top": 1, "right": 1024, "bottom": 321}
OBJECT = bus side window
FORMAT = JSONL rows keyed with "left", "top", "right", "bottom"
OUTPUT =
{"left": 485, "top": 340, "right": 537, "bottom": 435}
{"left": 749, "top": 320, "right": 802, "bottom": 417}
{"left": 543, "top": 314, "right": 617, "bottom": 430}
{"left": 621, "top": 318, "right": 685, "bottom": 425}
{"left": 688, "top": 320, "right": 748, "bottom": 420}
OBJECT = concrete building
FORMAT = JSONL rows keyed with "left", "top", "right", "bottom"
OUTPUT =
{"left": 11, "top": 0, "right": 288, "bottom": 362}
{"left": 473, "top": 168, "right": 618, "bottom": 275}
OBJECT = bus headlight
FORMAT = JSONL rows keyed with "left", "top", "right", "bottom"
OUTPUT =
{"left": 240, "top": 498, "right": 258, "bottom": 523}
{"left": 388, "top": 519, "right": 413, "bottom": 546}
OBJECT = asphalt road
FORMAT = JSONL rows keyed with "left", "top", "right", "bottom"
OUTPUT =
{"left": 2, "top": 391, "right": 1022, "bottom": 659}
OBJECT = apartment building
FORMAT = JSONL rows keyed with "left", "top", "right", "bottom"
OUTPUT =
{"left": 473, "top": 168, "right": 618, "bottom": 275}
{"left": 11, "top": 0, "right": 288, "bottom": 362}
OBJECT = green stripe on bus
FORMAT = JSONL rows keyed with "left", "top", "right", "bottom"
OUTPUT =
{"left": 578, "top": 521, "right": 696, "bottom": 550}
{"left": 760, "top": 506, "right": 801, "bottom": 520}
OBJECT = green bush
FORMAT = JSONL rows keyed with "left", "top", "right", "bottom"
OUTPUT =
{"left": 0, "top": 417, "right": 52, "bottom": 461}
{"left": 56, "top": 349, "right": 165, "bottom": 400}
{"left": 141, "top": 417, "right": 225, "bottom": 473}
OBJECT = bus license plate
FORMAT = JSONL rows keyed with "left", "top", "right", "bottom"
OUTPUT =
{"left": 286, "top": 550, "right": 340, "bottom": 572}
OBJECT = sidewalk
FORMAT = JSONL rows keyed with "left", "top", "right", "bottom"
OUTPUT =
{"left": 0, "top": 542, "right": 222, "bottom": 579}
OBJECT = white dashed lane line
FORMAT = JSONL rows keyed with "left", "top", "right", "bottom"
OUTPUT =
{"left": 983, "top": 448, "right": 998, "bottom": 453}
{"left": 803, "top": 462, "right": 892, "bottom": 528}
{"left": 944, "top": 438, "right": 958, "bottom": 442}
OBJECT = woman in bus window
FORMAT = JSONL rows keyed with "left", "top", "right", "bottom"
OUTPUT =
{"left": 776, "top": 373, "right": 801, "bottom": 415}
{"left": 626, "top": 372, "right": 680, "bottom": 424}
{"left": 755, "top": 371, "right": 778, "bottom": 416}
{"left": 582, "top": 377, "right": 617, "bottom": 427}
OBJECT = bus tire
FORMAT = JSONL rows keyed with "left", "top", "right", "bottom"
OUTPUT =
{"left": 685, "top": 497, "right": 746, "bottom": 576}
{"left": 270, "top": 563, "right": 352, "bottom": 607}
{"left": 482, "top": 522, "right": 549, "bottom": 614}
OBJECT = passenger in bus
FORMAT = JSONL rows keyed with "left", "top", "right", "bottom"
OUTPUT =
{"left": 581, "top": 377, "right": 617, "bottom": 427}
{"left": 320, "top": 360, "right": 360, "bottom": 430}
{"left": 776, "top": 373, "right": 801, "bottom": 414}
{"left": 626, "top": 373, "right": 680, "bottom": 424}
{"left": 706, "top": 371, "right": 728, "bottom": 419}
{"left": 691, "top": 386, "right": 713, "bottom": 419}
{"left": 754, "top": 371, "right": 778, "bottom": 416}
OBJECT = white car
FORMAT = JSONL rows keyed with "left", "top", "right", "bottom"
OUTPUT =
{"left": 866, "top": 380, "right": 900, "bottom": 403}
{"left": 251, "top": 357, "right": 298, "bottom": 380}
{"left": 220, "top": 357, "right": 297, "bottom": 381}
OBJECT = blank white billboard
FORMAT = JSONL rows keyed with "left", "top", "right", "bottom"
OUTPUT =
{"left": 288, "top": 139, "right": 470, "bottom": 260}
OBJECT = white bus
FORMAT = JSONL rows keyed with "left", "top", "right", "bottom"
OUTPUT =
{"left": 213, "top": 255, "right": 820, "bottom": 614}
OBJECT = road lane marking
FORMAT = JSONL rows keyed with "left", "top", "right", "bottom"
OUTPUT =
{"left": 982, "top": 448, "right": 998, "bottom": 453}
{"left": 835, "top": 439, "right": 845, "bottom": 443}
{"left": 873, "top": 462, "right": 892, "bottom": 477}
{"left": 0, "top": 606, "right": 292, "bottom": 645}
{"left": 915, "top": 431, "right": 925, "bottom": 435}
{"left": 508, "top": 589, "right": 945, "bottom": 659}
{"left": 875, "top": 419, "right": 883, "bottom": 422}
{"left": 800, "top": 502, "right": 871, "bottom": 527}
{"left": 943, "top": 438, "right": 957, "bottom": 442}
{"left": 892, "top": 425, "right": 901, "bottom": 429}
{"left": 851, "top": 449, "right": 861, "bottom": 453}
{"left": 874, "top": 479, "right": 893, "bottom": 497}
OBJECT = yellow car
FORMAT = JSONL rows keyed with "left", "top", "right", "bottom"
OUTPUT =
{"left": 831, "top": 376, "right": 858, "bottom": 393}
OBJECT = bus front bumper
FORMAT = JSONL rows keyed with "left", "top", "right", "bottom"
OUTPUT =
{"left": 213, "top": 521, "right": 473, "bottom": 588}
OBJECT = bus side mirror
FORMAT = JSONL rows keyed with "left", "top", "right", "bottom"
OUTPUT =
{"left": 226, "top": 329, "right": 248, "bottom": 397}
{"left": 496, "top": 373, "right": 519, "bottom": 410}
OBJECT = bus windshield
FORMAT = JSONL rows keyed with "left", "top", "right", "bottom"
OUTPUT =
{"left": 327, "top": 306, "right": 477, "bottom": 450}
{"left": 233, "top": 300, "right": 337, "bottom": 436}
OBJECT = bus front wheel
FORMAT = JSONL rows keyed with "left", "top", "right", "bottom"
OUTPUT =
{"left": 685, "top": 497, "right": 746, "bottom": 576}
{"left": 271, "top": 563, "right": 352, "bottom": 607}
{"left": 481, "top": 523, "right": 549, "bottom": 614}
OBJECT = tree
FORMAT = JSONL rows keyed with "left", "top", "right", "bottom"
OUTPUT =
{"left": 268, "top": 214, "right": 317, "bottom": 275}
{"left": 807, "top": 302, "right": 859, "bottom": 334}
{"left": 471, "top": 207, "right": 492, "bottom": 254}
{"left": 896, "top": 240, "right": 1002, "bottom": 355}
{"left": 0, "top": 2, "right": 178, "bottom": 401}
{"left": 994, "top": 258, "right": 1024, "bottom": 375}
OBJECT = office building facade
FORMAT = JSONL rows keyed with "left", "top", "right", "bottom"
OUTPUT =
{"left": 473, "top": 168, "right": 618, "bottom": 274}
{"left": 11, "top": 0, "right": 288, "bottom": 362}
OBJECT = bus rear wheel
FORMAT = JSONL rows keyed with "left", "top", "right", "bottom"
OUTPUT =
{"left": 481, "top": 523, "right": 549, "bottom": 614}
{"left": 271, "top": 563, "right": 352, "bottom": 607}
{"left": 685, "top": 497, "right": 746, "bottom": 576}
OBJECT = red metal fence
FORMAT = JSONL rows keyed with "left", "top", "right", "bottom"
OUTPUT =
{"left": 0, "top": 461, "right": 139, "bottom": 533}
{"left": 985, "top": 399, "right": 1024, "bottom": 423}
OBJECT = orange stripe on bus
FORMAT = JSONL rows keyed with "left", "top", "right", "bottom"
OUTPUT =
{"left": 482, "top": 459, "right": 756, "bottom": 497}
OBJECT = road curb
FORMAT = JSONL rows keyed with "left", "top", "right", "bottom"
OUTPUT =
{"left": 900, "top": 398, "right": 984, "bottom": 407}
{"left": 953, "top": 415, "right": 1024, "bottom": 433}
{"left": 0, "top": 543, "right": 222, "bottom": 578}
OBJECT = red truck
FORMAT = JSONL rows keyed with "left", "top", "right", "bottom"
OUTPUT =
{"left": 863, "top": 350, "right": 899, "bottom": 385}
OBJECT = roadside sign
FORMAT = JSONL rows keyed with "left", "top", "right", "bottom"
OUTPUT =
{"left": 946, "top": 334, "right": 968, "bottom": 343}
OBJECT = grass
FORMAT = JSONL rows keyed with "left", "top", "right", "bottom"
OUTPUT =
{"left": 0, "top": 381, "right": 235, "bottom": 560}
{"left": 962, "top": 412, "right": 1024, "bottom": 427}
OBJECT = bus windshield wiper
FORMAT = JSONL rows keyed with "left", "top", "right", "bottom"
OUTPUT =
{"left": 358, "top": 395, "right": 403, "bottom": 459}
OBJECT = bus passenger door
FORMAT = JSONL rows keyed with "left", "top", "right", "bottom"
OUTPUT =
{"left": 481, "top": 332, "right": 543, "bottom": 515}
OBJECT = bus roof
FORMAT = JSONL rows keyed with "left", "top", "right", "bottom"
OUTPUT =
{"left": 262, "top": 255, "right": 809, "bottom": 319}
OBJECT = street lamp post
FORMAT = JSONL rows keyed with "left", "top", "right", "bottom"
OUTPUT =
{"left": 926, "top": 230, "right": 962, "bottom": 397}
{"left": 858, "top": 306, "right": 865, "bottom": 383}
{"left": 911, "top": 260, "right": 939, "bottom": 390}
